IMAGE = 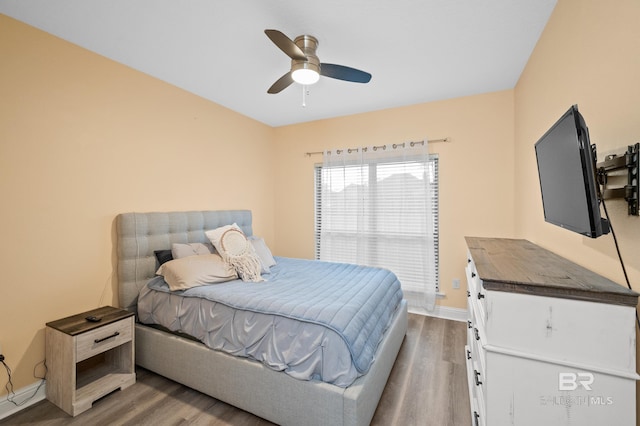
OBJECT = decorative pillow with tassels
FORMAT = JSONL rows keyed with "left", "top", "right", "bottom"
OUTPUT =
{"left": 205, "top": 224, "right": 264, "bottom": 282}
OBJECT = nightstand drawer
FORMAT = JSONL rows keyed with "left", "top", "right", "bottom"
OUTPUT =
{"left": 76, "top": 318, "right": 132, "bottom": 363}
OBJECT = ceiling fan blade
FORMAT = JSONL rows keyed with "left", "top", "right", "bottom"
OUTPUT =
{"left": 320, "top": 63, "right": 372, "bottom": 83}
{"left": 267, "top": 72, "right": 294, "bottom": 94}
{"left": 265, "top": 29, "right": 307, "bottom": 61}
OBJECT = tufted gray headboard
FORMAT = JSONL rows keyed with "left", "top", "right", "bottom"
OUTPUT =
{"left": 116, "top": 210, "right": 253, "bottom": 312}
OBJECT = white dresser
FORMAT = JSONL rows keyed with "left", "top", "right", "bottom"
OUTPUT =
{"left": 464, "top": 237, "right": 639, "bottom": 426}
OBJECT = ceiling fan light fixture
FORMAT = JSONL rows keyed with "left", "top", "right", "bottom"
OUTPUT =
{"left": 265, "top": 30, "right": 371, "bottom": 94}
{"left": 292, "top": 68, "right": 320, "bottom": 85}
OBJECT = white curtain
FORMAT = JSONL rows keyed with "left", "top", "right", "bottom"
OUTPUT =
{"left": 319, "top": 140, "right": 437, "bottom": 311}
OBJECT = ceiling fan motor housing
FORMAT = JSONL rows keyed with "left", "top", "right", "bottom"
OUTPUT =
{"left": 292, "top": 35, "right": 320, "bottom": 75}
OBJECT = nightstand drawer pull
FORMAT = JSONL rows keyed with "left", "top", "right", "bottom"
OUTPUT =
{"left": 94, "top": 331, "right": 120, "bottom": 344}
{"left": 477, "top": 292, "right": 485, "bottom": 299}
{"left": 474, "top": 411, "right": 480, "bottom": 426}
{"left": 468, "top": 320, "right": 473, "bottom": 329}
{"left": 466, "top": 349, "right": 472, "bottom": 360}
{"left": 471, "top": 272, "right": 476, "bottom": 278}
{"left": 474, "top": 327, "right": 480, "bottom": 341}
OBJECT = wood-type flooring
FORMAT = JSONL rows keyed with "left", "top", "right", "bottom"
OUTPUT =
{"left": 3, "top": 314, "right": 470, "bottom": 425}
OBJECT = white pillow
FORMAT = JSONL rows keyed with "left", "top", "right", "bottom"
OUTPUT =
{"left": 205, "top": 223, "right": 242, "bottom": 254}
{"left": 156, "top": 254, "right": 237, "bottom": 291}
{"left": 206, "top": 224, "right": 263, "bottom": 282}
{"left": 171, "top": 242, "right": 214, "bottom": 259}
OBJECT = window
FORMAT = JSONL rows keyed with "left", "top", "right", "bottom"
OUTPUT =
{"left": 314, "top": 154, "right": 439, "bottom": 298}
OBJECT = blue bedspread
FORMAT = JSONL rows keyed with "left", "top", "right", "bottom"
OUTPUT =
{"left": 147, "top": 257, "right": 403, "bottom": 374}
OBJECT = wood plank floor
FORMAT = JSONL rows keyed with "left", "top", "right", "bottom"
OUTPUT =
{"left": 3, "top": 314, "right": 470, "bottom": 425}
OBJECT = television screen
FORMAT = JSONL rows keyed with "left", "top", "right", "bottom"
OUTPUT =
{"left": 534, "top": 105, "right": 609, "bottom": 238}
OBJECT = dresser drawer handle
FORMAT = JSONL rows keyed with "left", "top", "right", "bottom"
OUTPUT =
{"left": 471, "top": 272, "right": 476, "bottom": 278}
{"left": 468, "top": 320, "right": 473, "bottom": 329}
{"left": 474, "top": 327, "right": 480, "bottom": 341}
{"left": 474, "top": 370, "right": 483, "bottom": 386}
{"left": 474, "top": 411, "right": 480, "bottom": 426}
{"left": 468, "top": 258, "right": 471, "bottom": 264}
{"left": 466, "top": 349, "right": 472, "bottom": 360}
{"left": 477, "top": 292, "right": 485, "bottom": 300}
{"left": 467, "top": 290, "right": 471, "bottom": 298}
{"left": 94, "top": 331, "right": 120, "bottom": 344}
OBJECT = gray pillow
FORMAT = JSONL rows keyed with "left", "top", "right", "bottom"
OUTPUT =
{"left": 171, "top": 242, "right": 214, "bottom": 259}
{"left": 249, "top": 237, "right": 276, "bottom": 273}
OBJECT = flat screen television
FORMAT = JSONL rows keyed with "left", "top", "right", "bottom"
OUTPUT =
{"left": 534, "top": 105, "right": 610, "bottom": 238}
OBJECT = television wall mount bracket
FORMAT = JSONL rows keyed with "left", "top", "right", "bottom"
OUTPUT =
{"left": 596, "top": 142, "right": 639, "bottom": 216}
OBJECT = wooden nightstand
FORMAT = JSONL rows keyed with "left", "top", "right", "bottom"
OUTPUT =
{"left": 45, "top": 306, "right": 136, "bottom": 416}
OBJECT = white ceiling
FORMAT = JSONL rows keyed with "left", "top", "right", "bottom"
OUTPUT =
{"left": 0, "top": 0, "right": 557, "bottom": 127}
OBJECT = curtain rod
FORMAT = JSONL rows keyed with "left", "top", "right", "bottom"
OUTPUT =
{"left": 304, "top": 137, "right": 450, "bottom": 157}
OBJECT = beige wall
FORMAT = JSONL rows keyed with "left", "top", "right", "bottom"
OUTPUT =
{"left": 513, "top": 0, "right": 640, "bottom": 417}
{"left": 274, "top": 90, "right": 516, "bottom": 311}
{"left": 515, "top": 0, "right": 640, "bottom": 270}
{"left": 0, "top": 15, "right": 275, "bottom": 393}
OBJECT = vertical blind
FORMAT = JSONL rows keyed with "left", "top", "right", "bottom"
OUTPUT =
{"left": 314, "top": 152, "right": 439, "bottom": 297}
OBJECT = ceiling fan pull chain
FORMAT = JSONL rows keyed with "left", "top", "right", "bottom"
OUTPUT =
{"left": 302, "top": 85, "right": 308, "bottom": 107}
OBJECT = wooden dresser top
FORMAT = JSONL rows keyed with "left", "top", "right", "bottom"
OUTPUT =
{"left": 465, "top": 237, "right": 639, "bottom": 307}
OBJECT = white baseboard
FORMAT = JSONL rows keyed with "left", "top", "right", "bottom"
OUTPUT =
{"left": 0, "top": 380, "right": 47, "bottom": 421}
{"left": 409, "top": 305, "right": 467, "bottom": 322}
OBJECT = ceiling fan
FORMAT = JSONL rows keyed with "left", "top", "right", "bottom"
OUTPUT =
{"left": 265, "top": 29, "right": 372, "bottom": 94}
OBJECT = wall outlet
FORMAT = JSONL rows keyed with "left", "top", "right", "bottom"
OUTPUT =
{"left": 452, "top": 278, "right": 460, "bottom": 289}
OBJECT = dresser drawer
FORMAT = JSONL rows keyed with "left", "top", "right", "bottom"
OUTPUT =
{"left": 470, "top": 357, "right": 487, "bottom": 426}
{"left": 76, "top": 317, "right": 133, "bottom": 363}
{"left": 465, "top": 257, "right": 487, "bottom": 327}
{"left": 465, "top": 344, "right": 486, "bottom": 426}
{"left": 473, "top": 384, "right": 486, "bottom": 426}
{"left": 470, "top": 331, "right": 486, "bottom": 376}
{"left": 471, "top": 276, "right": 487, "bottom": 320}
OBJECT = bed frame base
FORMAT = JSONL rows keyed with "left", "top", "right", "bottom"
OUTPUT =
{"left": 135, "top": 300, "right": 407, "bottom": 426}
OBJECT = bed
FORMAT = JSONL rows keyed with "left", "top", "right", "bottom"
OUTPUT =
{"left": 116, "top": 210, "right": 408, "bottom": 426}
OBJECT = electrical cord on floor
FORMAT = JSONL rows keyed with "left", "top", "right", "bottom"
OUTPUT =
{"left": 600, "top": 196, "right": 640, "bottom": 330}
{"left": 1, "top": 358, "right": 47, "bottom": 407}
